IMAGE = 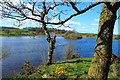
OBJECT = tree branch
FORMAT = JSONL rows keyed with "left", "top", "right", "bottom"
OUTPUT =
{"left": 44, "top": 2, "right": 103, "bottom": 25}
{"left": 70, "top": 1, "right": 103, "bottom": 13}
{"left": 1, "top": 1, "right": 103, "bottom": 25}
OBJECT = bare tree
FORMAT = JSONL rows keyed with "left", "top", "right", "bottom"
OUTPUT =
{"left": 0, "top": 0, "right": 65, "bottom": 65}
{"left": 0, "top": 0, "right": 103, "bottom": 66}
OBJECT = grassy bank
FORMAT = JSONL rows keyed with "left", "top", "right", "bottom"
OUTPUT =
{"left": 10, "top": 58, "right": 120, "bottom": 79}
{"left": 0, "top": 27, "right": 66, "bottom": 36}
{"left": 79, "top": 33, "right": 120, "bottom": 40}
{"left": 0, "top": 28, "right": 44, "bottom": 36}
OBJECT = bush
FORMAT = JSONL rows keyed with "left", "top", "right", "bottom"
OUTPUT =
{"left": 67, "top": 53, "right": 80, "bottom": 60}
{"left": 112, "top": 60, "right": 120, "bottom": 78}
{"left": 65, "top": 48, "right": 80, "bottom": 60}
{"left": 20, "top": 60, "right": 35, "bottom": 75}
{"left": 63, "top": 31, "right": 82, "bottom": 39}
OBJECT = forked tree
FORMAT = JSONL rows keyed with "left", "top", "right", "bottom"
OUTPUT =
{"left": 0, "top": 0, "right": 102, "bottom": 66}
{"left": 0, "top": 0, "right": 66, "bottom": 65}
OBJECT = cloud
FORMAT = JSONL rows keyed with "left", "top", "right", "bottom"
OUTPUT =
{"left": 65, "top": 21, "right": 81, "bottom": 26}
{"left": 0, "top": 6, "right": 2, "bottom": 9}
{"left": 91, "top": 19, "right": 99, "bottom": 26}
{"left": 5, "top": 0, "right": 23, "bottom": 5}
{"left": 79, "top": 29, "right": 89, "bottom": 32}
{"left": 22, "top": 19, "right": 40, "bottom": 27}
{"left": 49, "top": 18, "right": 59, "bottom": 22}
{"left": 26, "top": 3, "right": 33, "bottom": 9}
{"left": 49, "top": 18, "right": 81, "bottom": 26}
{"left": 58, "top": 27, "right": 74, "bottom": 31}
{"left": 91, "top": 23, "right": 98, "bottom": 26}
{"left": 0, "top": 18, "right": 40, "bottom": 28}
{"left": 94, "top": 19, "right": 99, "bottom": 22}
{"left": 0, "top": 18, "right": 16, "bottom": 27}
{"left": 91, "top": 28, "right": 96, "bottom": 30}
{"left": 81, "top": 26, "right": 86, "bottom": 29}
{"left": 48, "top": 18, "right": 81, "bottom": 31}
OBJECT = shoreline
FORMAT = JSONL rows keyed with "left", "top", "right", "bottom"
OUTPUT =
{"left": 0, "top": 34, "right": 119, "bottom": 40}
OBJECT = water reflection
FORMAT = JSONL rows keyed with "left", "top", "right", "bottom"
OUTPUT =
{"left": 0, "top": 46, "right": 11, "bottom": 59}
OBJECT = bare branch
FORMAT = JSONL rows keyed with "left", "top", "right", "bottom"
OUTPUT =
{"left": 22, "top": 2, "right": 41, "bottom": 17}
{"left": 1, "top": 1, "right": 43, "bottom": 22}
{"left": 0, "top": 1, "right": 103, "bottom": 25}
{"left": 46, "top": 2, "right": 64, "bottom": 14}
{"left": 44, "top": 2, "right": 103, "bottom": 25}
{"left": 70, "top": 1, "right": 103, "bottom": 13}
{"left": 69, "top": 1, "right": 79, "bottom": 12}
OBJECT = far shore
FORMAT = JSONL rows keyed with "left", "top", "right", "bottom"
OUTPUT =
{"left": 0, "top": 34, "right": 120, "bottom": 40}
{"left": 1, "top": 27, "right": 119, "bottom": 40}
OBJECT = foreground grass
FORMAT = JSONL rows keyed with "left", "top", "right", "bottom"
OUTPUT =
{"left": 9, "top": 58, "right": 120, "bottom": 79}
{"left": 13, "top": 58, "right": 91, "bottom": 79}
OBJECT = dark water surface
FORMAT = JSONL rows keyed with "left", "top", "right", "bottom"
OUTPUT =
{"left": 1, "top": 35, "right": 120, "bottom": 77}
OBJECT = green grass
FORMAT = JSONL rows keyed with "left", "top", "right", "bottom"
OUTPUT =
{"left": 11, "top": 58, "right": 120, "bottom": 79}
{"left": 108, "top": 60, "right": 120, "bottom": 78}
{"left": 39, "top": 58, "right": 91, "bottom": 78}
{"left": 12, "top": 58, "right": 91, "bottom": 79}
{"left": 7, "top": 29, "right": 29, "bottom": 31}
{"left": 0, "top": 28, "right": 46, "bottom": 36}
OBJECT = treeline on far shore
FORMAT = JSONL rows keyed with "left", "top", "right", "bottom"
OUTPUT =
{"left": 0, "top": 26, "right": 120, "bottom": 40}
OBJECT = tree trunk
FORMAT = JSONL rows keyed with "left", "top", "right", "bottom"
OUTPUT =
{"left": 88, "top": 2, "right": 119, "bottom": 79}
{"left": 42, "top": 23, "right": 56, "bottom": 65}
{"left": 46, "top": 35, "right": 56, "bottom": 65}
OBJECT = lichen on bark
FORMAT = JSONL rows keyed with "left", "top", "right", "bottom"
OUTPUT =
{"left": 88, "top": 2, "right": 119, "bottom": 80}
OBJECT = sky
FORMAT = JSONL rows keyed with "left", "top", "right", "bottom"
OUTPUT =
{"left": 0, "top": 1, "right": 119, "bottom": 35}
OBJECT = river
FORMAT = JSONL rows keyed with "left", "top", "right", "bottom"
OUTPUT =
{"left": 0, "top": 35, "right": 120, "bottom": 78}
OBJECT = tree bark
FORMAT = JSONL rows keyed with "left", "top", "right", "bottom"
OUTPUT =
{"left": 88, "top": 2, "right": 119, "bottom": 79}
{"left": 42, "top": 23, "right": 56, "bottom": 65}
{"left": 46, "top": 35, "right": 56, "bottom": 65}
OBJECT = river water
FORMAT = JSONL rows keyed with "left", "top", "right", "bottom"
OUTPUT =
{"left": 1, "top": 35, "right": 120, "bottom": 77}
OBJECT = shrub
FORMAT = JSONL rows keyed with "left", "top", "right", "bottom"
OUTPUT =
{"left": 20, "top": 60, "right": 35, "bottom": 75}
{"left": 112, "top": 60, "right": 120, "bottom": 78}
{"left": 63, "top": 32, "right": 82, "bottom": 39}
{"left": 64, "top": 40, "right": 80, "bottom": 60}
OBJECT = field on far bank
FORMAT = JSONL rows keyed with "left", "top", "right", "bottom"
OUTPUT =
{"left": 0, "top": 27, "right": 120, "bottom": 40}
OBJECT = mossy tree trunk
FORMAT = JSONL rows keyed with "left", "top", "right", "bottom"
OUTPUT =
{"left": 88, "top": 2, "right": 119, "bottom": 79}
